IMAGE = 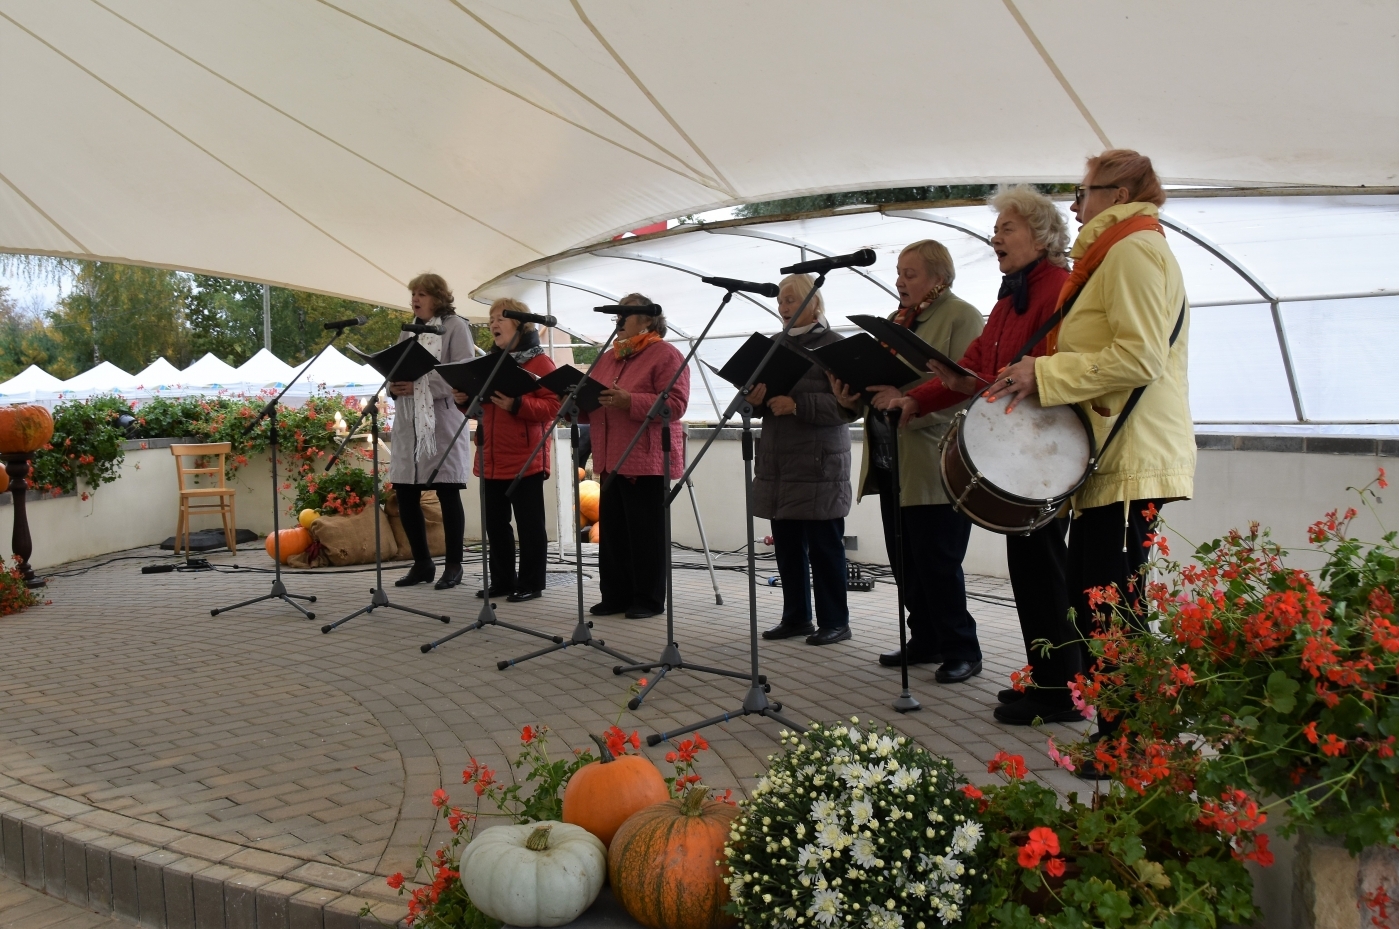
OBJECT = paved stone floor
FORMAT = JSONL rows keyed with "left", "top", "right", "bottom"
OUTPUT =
{"left": 0, "top": 544, "right": 1090, "bottom": 927}
{"left": 0, "top": 874, "right": 127, "bottom": 929}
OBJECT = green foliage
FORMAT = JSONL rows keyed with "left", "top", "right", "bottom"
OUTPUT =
{"left": 52, "top": 263, "right": 192, "bottom": 373}
{"left": 0, "top": 286, "right": 70, "bottom": 380}
{"left": 31, "top": 396, "right": 133, "bottom": 496}
{"left": 293, "top": 463, "right": 377, "bottom": 517}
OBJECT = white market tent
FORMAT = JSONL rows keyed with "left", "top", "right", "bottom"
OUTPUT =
{"left": 131, "top": 356, "right": 182, "bottom": 390}
{"left": 177, "top": 352, "right": 241, "bottom": 389}
{"left": 0, "top": 364, "right": 65, "bottom": 404}
{"left": 232, "top": 348, "right": 296, "bottom": 392}
{"left": 57, "top": 360, "right": 138, "bottom": 394}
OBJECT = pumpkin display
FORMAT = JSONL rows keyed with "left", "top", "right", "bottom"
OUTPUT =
{"left": 578, "top": 480, "right": 600, "bottom": 523}
{"left": 577, "top": 467, "right": 587, "bottom": 482}
{"left": 562, "top": 734, "right": 668, "bottom": 849}
{"left": 264, "top": 526, "right": 312, "bottom": 562}
{"left": 589, "top": 522, "right": 600, "bottom": 544}
{"left": 459, "top": 822, "right": 606, "bottom": 928}
{"left": 0, "top": 405, "right": 54, "bottom": 454}
{"left": 0, "top": 468, "right": 9, "bottom": 495}
{"left": 298, "top": 508, "right": 319, "bottom": 529}
{"left": 608, "top": 790, "right": 739, "bottom": 929}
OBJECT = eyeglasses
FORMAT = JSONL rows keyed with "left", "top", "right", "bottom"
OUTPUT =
{"left": 1074, "top": 184, "right": 1122, "bottom": 203}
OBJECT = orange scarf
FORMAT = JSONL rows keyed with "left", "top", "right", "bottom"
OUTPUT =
{"left": 613, "top": 330, "right": 663, "bottom": 359}
{"left": 1046, "top": 214, "right": 1163, "bottom": 354}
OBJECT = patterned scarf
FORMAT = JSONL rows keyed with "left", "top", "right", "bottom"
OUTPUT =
{"left": 1047, "top": 214, "right": 1163, "bottom": 354}
{"left": 998, "top": 257, "right": 1041, "bottom": 316}
{"left": 612, "top": 330, "right": 663, "bottom": 359}
{"left": 410, "top": 328, "right": 442, "bottom": 462}
{"left": 893, "top": 283, "right": 947, "bottom": 328}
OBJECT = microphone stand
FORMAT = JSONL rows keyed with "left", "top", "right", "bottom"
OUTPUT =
{"left": 601, "top": 290, "right": 756, "bottom": 709}
{"left": 320, "top": 330, "right": 452, "bottom": 633}
{"left": 880, "top": 406, "right": 920, "bottom": 713}
{"left": 642, "top": 277, "right": 828, "bottom": 744}
{"left": 210, "top": 328, "right": 351, "bottom": 619}
{"left": 419, "top": 334, "right": 565, "bottom": 653}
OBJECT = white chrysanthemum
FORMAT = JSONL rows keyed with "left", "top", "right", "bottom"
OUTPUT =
{"left": 875, "top": 735, "right": 899, "bottom": 757}
{"left": 848, "top": 727, "right": 862, "bottom": 744}
{"left": 814, "top": 821, "right": 844, "bottom": 849}
{"left": 811, "top": 798, "right": 839, "bottom": 824}
{"left": 849, "top": 798, "right": 874, "bottom": 826}
{"left": 866, "top": 904, "right": 904, "bottom": 929}
{"left": 951, "top": 821, "right": 983, "bottom": 855}
{"left": 889, "top": 767, "right": 921, "bottom": 791}
{"left": 797, "top": 844, "right": 823, "bottom": 871}
{"left": 808, "top": 888, "right": 841, "bottom": 926}
{"left": 852, "top": 835, "right": 879, "bottom": 869}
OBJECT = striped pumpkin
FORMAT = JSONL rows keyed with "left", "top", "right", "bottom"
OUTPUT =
{"left": 607, "top": 789, "right": 738, "bottom": 929}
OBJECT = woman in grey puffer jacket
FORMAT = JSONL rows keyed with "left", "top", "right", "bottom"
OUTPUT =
{"left": 750, "top": 274, "right": 857, "bottom": 647}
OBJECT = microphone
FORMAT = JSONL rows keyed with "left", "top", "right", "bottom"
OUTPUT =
{"left": 779, "top": 248, "right": 877, "bottom": 275}
{"left": 401, "top": 322, "right": 443, "bottom": 334}
{"left": 700, "top": 276, "right": 780, "bottom": 298}
{"left": 502, "top": 308, "right": 558, "bottom": 327}
{"left": 594, "top": 304, "right": 662, "bottom": 317}
{"left": 322, "top": 316, "right": 367, "bottom": 331}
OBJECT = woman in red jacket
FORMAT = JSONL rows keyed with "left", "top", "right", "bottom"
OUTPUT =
{"left": 876, "top": 186, "right": 1082, "bottom": 726}
{"left": 585, "top": 293, "right": 689, "bottom": 620}
{"left": 450, "top": 298, "right": 560, "bottom": 603}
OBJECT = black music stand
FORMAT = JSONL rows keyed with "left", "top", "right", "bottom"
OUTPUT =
{"left": 320, "top": 333, "right": 451, "bottom": 633}
{"left": 211, "top": 331, "right": 353, "bottom": 619}
{"left": 881, "top": 407, "right": 920, "bottom": 713}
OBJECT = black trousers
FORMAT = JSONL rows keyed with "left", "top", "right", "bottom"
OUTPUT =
{"left": 395, "top": 483, "right": 465, "bottom": 570}
{"left": 597, "top": 474, "right": 667, "bottom": 613}
{"left": 482, "top": 474, "right": 548, "bottom": 593}
{"left": 1066, "top": 498, "right": 1165, "bottom": 733}
{"left": 770, "top": 517, "right": 849, "bottom": 631}
{"left": 874, "top": 467, "right": 981, "bottom": 662}
{"left": 1006, "top": 518, "right": 1081, "bottom": 703}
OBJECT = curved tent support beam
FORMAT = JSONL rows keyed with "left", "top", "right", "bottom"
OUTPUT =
{"left": 591, "top": 247, "right": 783, "bottom": 322}
{"left": 881, "top": 209, "right": 993, "bottom": 245}
{"left": 705, "top": 227, "right": 899, "bottom": 300}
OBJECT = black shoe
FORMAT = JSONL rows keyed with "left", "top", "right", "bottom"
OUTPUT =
{"left": 762, "top": 622, "right": 816, "bottom": 640}
{"left": 589, "top": 602, "right": 625, "bottom": 615}
{"left": 434, "top": 566, "right": 463, "bottom": 590}
{"left": 475, "top": 586, "right": 510, "bottom": 599}
{"left": 993, "top": 697, "right": 1083, "bottom": 726}
{"left": 506, "top": 589, "right": 543, "bottom": 603}
{"left": 998, "top": 688, "right": 1026, "bottom": 705}
{"left": 878, "top": 647, "right": 944, "bottom": 668}
{"left": 806, "top": 626, "right": 851, "bottom": 646}
{"left": 395, "top": 564, "right": 435, "bottom": 587}
{"left": 935, "top": 659, "right": 983, "bottom": 684}
{"left": 625, "top": 607, "right": 663, "bottom": 619}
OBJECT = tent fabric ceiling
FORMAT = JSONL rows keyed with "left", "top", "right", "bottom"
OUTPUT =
{"left": 1, "top": 1, "right": 1396, "bottom": 309}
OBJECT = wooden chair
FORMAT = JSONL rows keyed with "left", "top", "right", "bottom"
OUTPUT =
{"left": 170, "top": 443, "right": 238, "bottom": 554}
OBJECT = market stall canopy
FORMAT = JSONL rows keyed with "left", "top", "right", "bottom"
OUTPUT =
{"left": 298, "top": 344, "right": 380, "bottom": 393}
{"left": 0, "top": 364, "right": 66, "bottom": 403}
{"left": 0, "top": 1, "right": 1395, "bottom": 309}
{"left": 178, "top": 352, "right": 241, "bottom": 389}
{"left": 132, "top": 356, "right": 182, "bottom": 389}
{"left": 58, "top": 360, "right": 138, "bottom": 394}
{"left": 233, "top": 348, "right": 296, "bottom": 390}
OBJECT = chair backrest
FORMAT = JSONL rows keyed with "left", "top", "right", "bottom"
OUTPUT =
{"left": 170, "top": 442, "right": 231, "bottom": 493}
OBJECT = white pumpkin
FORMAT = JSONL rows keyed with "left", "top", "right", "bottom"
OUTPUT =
{"left": 460, "top": 821, "right": 606, "bottom": 927}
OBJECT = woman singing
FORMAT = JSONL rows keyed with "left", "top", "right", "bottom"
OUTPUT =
{"left": 450, "top": 299, "right": 560, "bottom": 603}
{"left": 752, "top": 274, "right": 857, "bottom": 646}
{"left": 990, "top": 150, "right": 1194, "bottom": 769}
{"left": 388, "top": 273, "right": 475, "bottom": 589}
{"left": 585, "top": 293, "right": 689, "bottom": 619}
{"left": 878, "top": 186, "right": 1081, "bottom": 724}
{"left": 834, "top": 240, "right": 985, "bottom": 684}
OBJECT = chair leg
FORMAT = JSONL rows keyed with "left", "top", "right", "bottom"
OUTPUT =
{"left": 222, "top": 497, "right": 236, "bottom": 554}
{"left": 176, "top": 501, "right": 187, "bottom": 556}
{"left": 229, "top": 494, "right": 238, "bottom": 554}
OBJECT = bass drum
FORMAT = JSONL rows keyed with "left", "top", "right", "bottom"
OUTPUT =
{"left": 939, "top": 393, "right": 1095, "bottom": 535}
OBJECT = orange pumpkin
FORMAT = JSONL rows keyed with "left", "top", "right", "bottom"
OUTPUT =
{"left": 562, "top": 734, "right": 668, "bottom": 850}
{"left": 0, "top": 405, "right": 54, "bottom": 454}
{"left": 0, "top": 468, "right": 9, "bottom": 495}
{"left": 589, "top": 522, "right": 600, "bottom": 544}
{"left": 577, "top": 466, "right": 587, "bottom": 482}
{"left": 264, "top": 526, "right": 312, "bottom": 562}
{"left": 608, "top": 790, "right": 739, "bottom": 929}
{"left": 578, "top": 480, "right": 600, "bottom": 523}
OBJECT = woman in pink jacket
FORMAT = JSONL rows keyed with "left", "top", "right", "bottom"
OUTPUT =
{"left": 585, "top": 293, "right": 690, "bottom": 619}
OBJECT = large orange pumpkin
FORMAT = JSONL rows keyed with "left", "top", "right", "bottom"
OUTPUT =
{"left": 264, "top": 527, "right": 312, "bottom": 562}
{"left": 608, "top": 790, "right": 739, "bottom": 929}
{"left": 562, "top": 734, "right": 668, "bottom": 850}
{"left": 578, "top": 480, "right": 601, "bottom": 523}
{"left": 0, "top": 405, "right": 54, "bottom": 454}
{"left": 589, "top": 522, "right": 600, "bottom": 544}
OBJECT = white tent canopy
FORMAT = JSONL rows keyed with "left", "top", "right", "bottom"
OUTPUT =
{"left": 0, "top": 1, "right": 1395, "bottom": 311}
{"left": 0, "top": 364, "right": 66, "bottom": 403}
{"left": 233, "top": 348, "right": 295, "bottom": 391}
{"left": 58, "top": 360, "right": 137, "bottom": 394}
{"left": 177, "top": 352, "right": 241, "bottom": 389}
{"left": 132, "top": 356, "right": 182, "bottom": 389}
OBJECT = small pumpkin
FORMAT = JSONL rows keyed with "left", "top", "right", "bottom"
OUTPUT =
{"left": 298, "top": 508, "right": 319, "bottom": 529}
{"left": 589, "top": 521, "right": 600, "bottom": 544}
{"left": 0, "top": 405, "right": 54, "bottom": 454}
{"left": 0, "top": 467, "right": 9, "bottom": 495}
{"left": 608, "top": 789, "right": 739, "bottom": 929}
{"left": 264, "top": 526, "right": 312, "bottom": 562}
{"left": 578, "top": 479, "right": 600, "bottom": 524}
{"left": 577, "top": 466, "right": 587, "bottom": 482}
{"left": 562, "top": 734, "right": 668, "bottom": 849}
{"left": 459, "top": 822, "right": 605, "bottom": 928}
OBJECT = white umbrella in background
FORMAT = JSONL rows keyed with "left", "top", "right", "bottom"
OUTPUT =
{"left": 0, "top": 365, "right": 67, "bottom": 405}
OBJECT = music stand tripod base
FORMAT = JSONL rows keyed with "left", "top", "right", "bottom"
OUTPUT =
{"left": 646, "top": 683, "right": 804, "bottom": 747}
{"left": 420, "top": 598, "right": 562, "bottom": 653}
{"left": 212, "top": 576, "right": 317, "bottom": 619}
{"left": 323, "top": 583, "right": 449, "bottom": 634}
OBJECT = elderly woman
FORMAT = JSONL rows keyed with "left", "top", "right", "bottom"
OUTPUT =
{"left": 991, "top": 150, "right": 1193, "bottom": 763}
{"left": 388, "top": 273, "right": 476, "bottom": 589}
{"left": 450, "top": 298, "right": 560, "bottom": 603}
{"left": 584, "top": 293, "right": 689, "bottom": 620}
{"left": 879, "top": 186, "right": 1081, "bottom": 724}
{"left": 751, "top": 274, "right": 857, "bottom": 646}
{"left": 834, "top": 240, "right": 984, "bottom": 683}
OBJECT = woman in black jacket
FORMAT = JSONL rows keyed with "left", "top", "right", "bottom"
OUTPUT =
{"left": 749, "top": 274, "right": 857, "bottom": 646}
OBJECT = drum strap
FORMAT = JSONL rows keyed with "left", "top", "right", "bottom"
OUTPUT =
{"left": 1011, "top": 287, "right": 1081, "bottom": 364}
{"left": 1095, "top": 300, "right": 1187, "bottom": 461}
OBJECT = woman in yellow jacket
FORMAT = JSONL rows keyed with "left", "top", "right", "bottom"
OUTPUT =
{"left": 993, "top": 150, "right": 1194, "bottom": 758}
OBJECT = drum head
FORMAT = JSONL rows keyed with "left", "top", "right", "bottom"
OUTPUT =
{"left": 959, "top": 393, "right": 1091, "bottom": 502}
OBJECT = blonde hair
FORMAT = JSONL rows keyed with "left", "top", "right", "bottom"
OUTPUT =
{"left": 1086, "top": 149, "right": 1166, "bottom": 208}
{"left": 778, "top": 274, "right": 825, "bottom": 319}
{"left": 619, "top": 292, "right": 666, "bottom": 338}
{"left": 899, "top": 239, "right": 956, "bottom": 286}
{"left": 488, "top": 297, "right": 536, "bottom": 335}
{"left": 407, "top": 272, "right": 454, "bottom": 316}
{"left": 990, "top": 185, "right": 1070, "bottom": 269}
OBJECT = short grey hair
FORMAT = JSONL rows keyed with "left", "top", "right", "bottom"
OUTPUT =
{"left": 990, "top": 185, "right": 1070, "bottom": 268}
{"left": 619, "top": 292, "right": 666, "bottom": 338}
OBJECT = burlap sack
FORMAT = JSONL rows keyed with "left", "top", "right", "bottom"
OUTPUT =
{"left": 384, "top": 487, "right": 446, "bottom": 558}
{"left": 308, "top": 506, "right": 399, "bottom": 566}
